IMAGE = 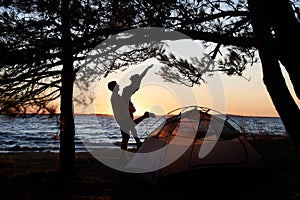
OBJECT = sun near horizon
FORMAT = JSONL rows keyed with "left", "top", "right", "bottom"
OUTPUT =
{"left": 88, "top": 64, "right": 298, "bottom": 118}
{"left": 72, "top": 62, "right": 300, "bottom": 118}
{"left": 73, "top": 40, "right": 299, "bottom": 118}
{"left": 90, "top": 66, "right": 284, "bottom": 118}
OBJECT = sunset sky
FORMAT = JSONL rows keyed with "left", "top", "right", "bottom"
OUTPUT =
{"left": 92, "top": 64, "right": 297, "bottom": 117}
{"left": 74, "top": 39, "right": 300, "bottom": 117}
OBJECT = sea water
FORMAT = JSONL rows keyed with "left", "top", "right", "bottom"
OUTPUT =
{"left": 0, "top": 114, "right": 287, "bottom": 153}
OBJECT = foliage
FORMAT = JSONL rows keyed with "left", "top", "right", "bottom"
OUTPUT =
{"left": 0, "top": 0, "right": 263, "bottom": 113}
{"left": 1, "top": 1, "right": 300, "bottom": 109}
{"left": 0, "top": 0, "right": 125, "bottom": 114}
{"left": 1, "top": 0, "right": 299, "bottom": 176}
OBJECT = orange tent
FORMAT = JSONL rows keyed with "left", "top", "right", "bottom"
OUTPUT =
{"left": 125, "top": 106, "right": 270, "bottom": 178}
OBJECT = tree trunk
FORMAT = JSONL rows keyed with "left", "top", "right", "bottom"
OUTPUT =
{"left": 60, "top": 0, "right": 76, "bottom": 178}
{"left": 270, "top": 0, "right": 300, "bottom": 99}
{"left": 248, "top": 0, "right": 300, "bottom": 146}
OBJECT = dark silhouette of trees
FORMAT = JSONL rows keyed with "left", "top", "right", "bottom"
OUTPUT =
{"left": 1, "top": 0, "right": 299, "bottom": 177}
{"left": 175, "top": 0, "right": 299, "bottom": 147}
{"left": 0, "top": 0, "right": 130, "bottom": 178}
{"left": 141, "top": 0, "right": 300, "bottom": 147}
{"left": 59, "top": 0, "right": 76, "bottom": 178}
{"left": 248, "top": 0, "right": 300, "bottom": 146}
{"left": 116, "top": 0, "right": 300, "bottom": 148}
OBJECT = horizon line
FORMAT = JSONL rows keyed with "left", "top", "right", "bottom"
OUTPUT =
{"left": 0, "top": 112, "right": 280, "bottom": 118}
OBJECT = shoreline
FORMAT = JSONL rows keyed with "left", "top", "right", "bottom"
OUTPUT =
{"left": 0, "top": 134, "right": 289, "bottom": 154}
{"left": 0, "top": 135, "right": 300, "bottom": 199}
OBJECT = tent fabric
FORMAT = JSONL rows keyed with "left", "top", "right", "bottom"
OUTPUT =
{"left": 126, "top": 106, "right": 269, "bottom": 177}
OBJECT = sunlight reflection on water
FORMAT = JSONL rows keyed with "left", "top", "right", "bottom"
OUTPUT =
{"left": 0, "top": 114, "right": 286, "bottom": 153}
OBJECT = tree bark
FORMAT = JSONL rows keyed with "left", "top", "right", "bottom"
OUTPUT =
{"left": 60, "top": 0, "right": 76, "bottom": 178}
{"left": 269, "top": 0, "right": 300, "bottom": 99}
{"left": 248, "top": 0, "right": 300, "bottom": 146}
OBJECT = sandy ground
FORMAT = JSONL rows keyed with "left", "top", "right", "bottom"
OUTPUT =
{"left": 0, "top": 135, "right": 300, "bottom": 200}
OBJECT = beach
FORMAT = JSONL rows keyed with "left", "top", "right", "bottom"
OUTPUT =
{"left": 0, "top": 135, "right": 300, "bottom": 200}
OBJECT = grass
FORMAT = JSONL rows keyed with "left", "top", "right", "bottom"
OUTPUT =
{"left": 0, "top": 135, "right": 300, "bottom": 200}
{"left": 249, "top": 135, "right": 299, "bottom": 165}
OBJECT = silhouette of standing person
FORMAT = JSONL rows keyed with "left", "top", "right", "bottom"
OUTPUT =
{"left": 108, "top": 65, "right": 153, "bottom": 151}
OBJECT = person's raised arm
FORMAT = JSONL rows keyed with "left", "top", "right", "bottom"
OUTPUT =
{"left": 123, "top": 64, "right": 154, "bottom": 99}
{"left": 139, "top": 64, "right": 153, "bottom": 80}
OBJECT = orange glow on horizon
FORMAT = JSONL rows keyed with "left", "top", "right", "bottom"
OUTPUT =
{"left": 73, "top": 41, "right": 299, "bottom": 118}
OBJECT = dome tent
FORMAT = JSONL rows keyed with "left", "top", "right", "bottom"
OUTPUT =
{"left": 125, "top": 106, "right": 270, "bottom": 178}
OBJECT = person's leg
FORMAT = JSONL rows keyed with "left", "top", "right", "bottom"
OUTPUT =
{"left": 119, "top": 130, "right": 130, "bottom": 161}
{"left": 131, "top": 127, "right": 143, "bottom": 149}
{"left": 121, "top": 130, "right": 130, "bottom": 150}
{"left": 135, "top": 139, "right": 142, "bottom": 149}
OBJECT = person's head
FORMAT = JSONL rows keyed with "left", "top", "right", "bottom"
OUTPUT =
{"left": 108, "top": 81, "right": 118, "bottom": 91}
